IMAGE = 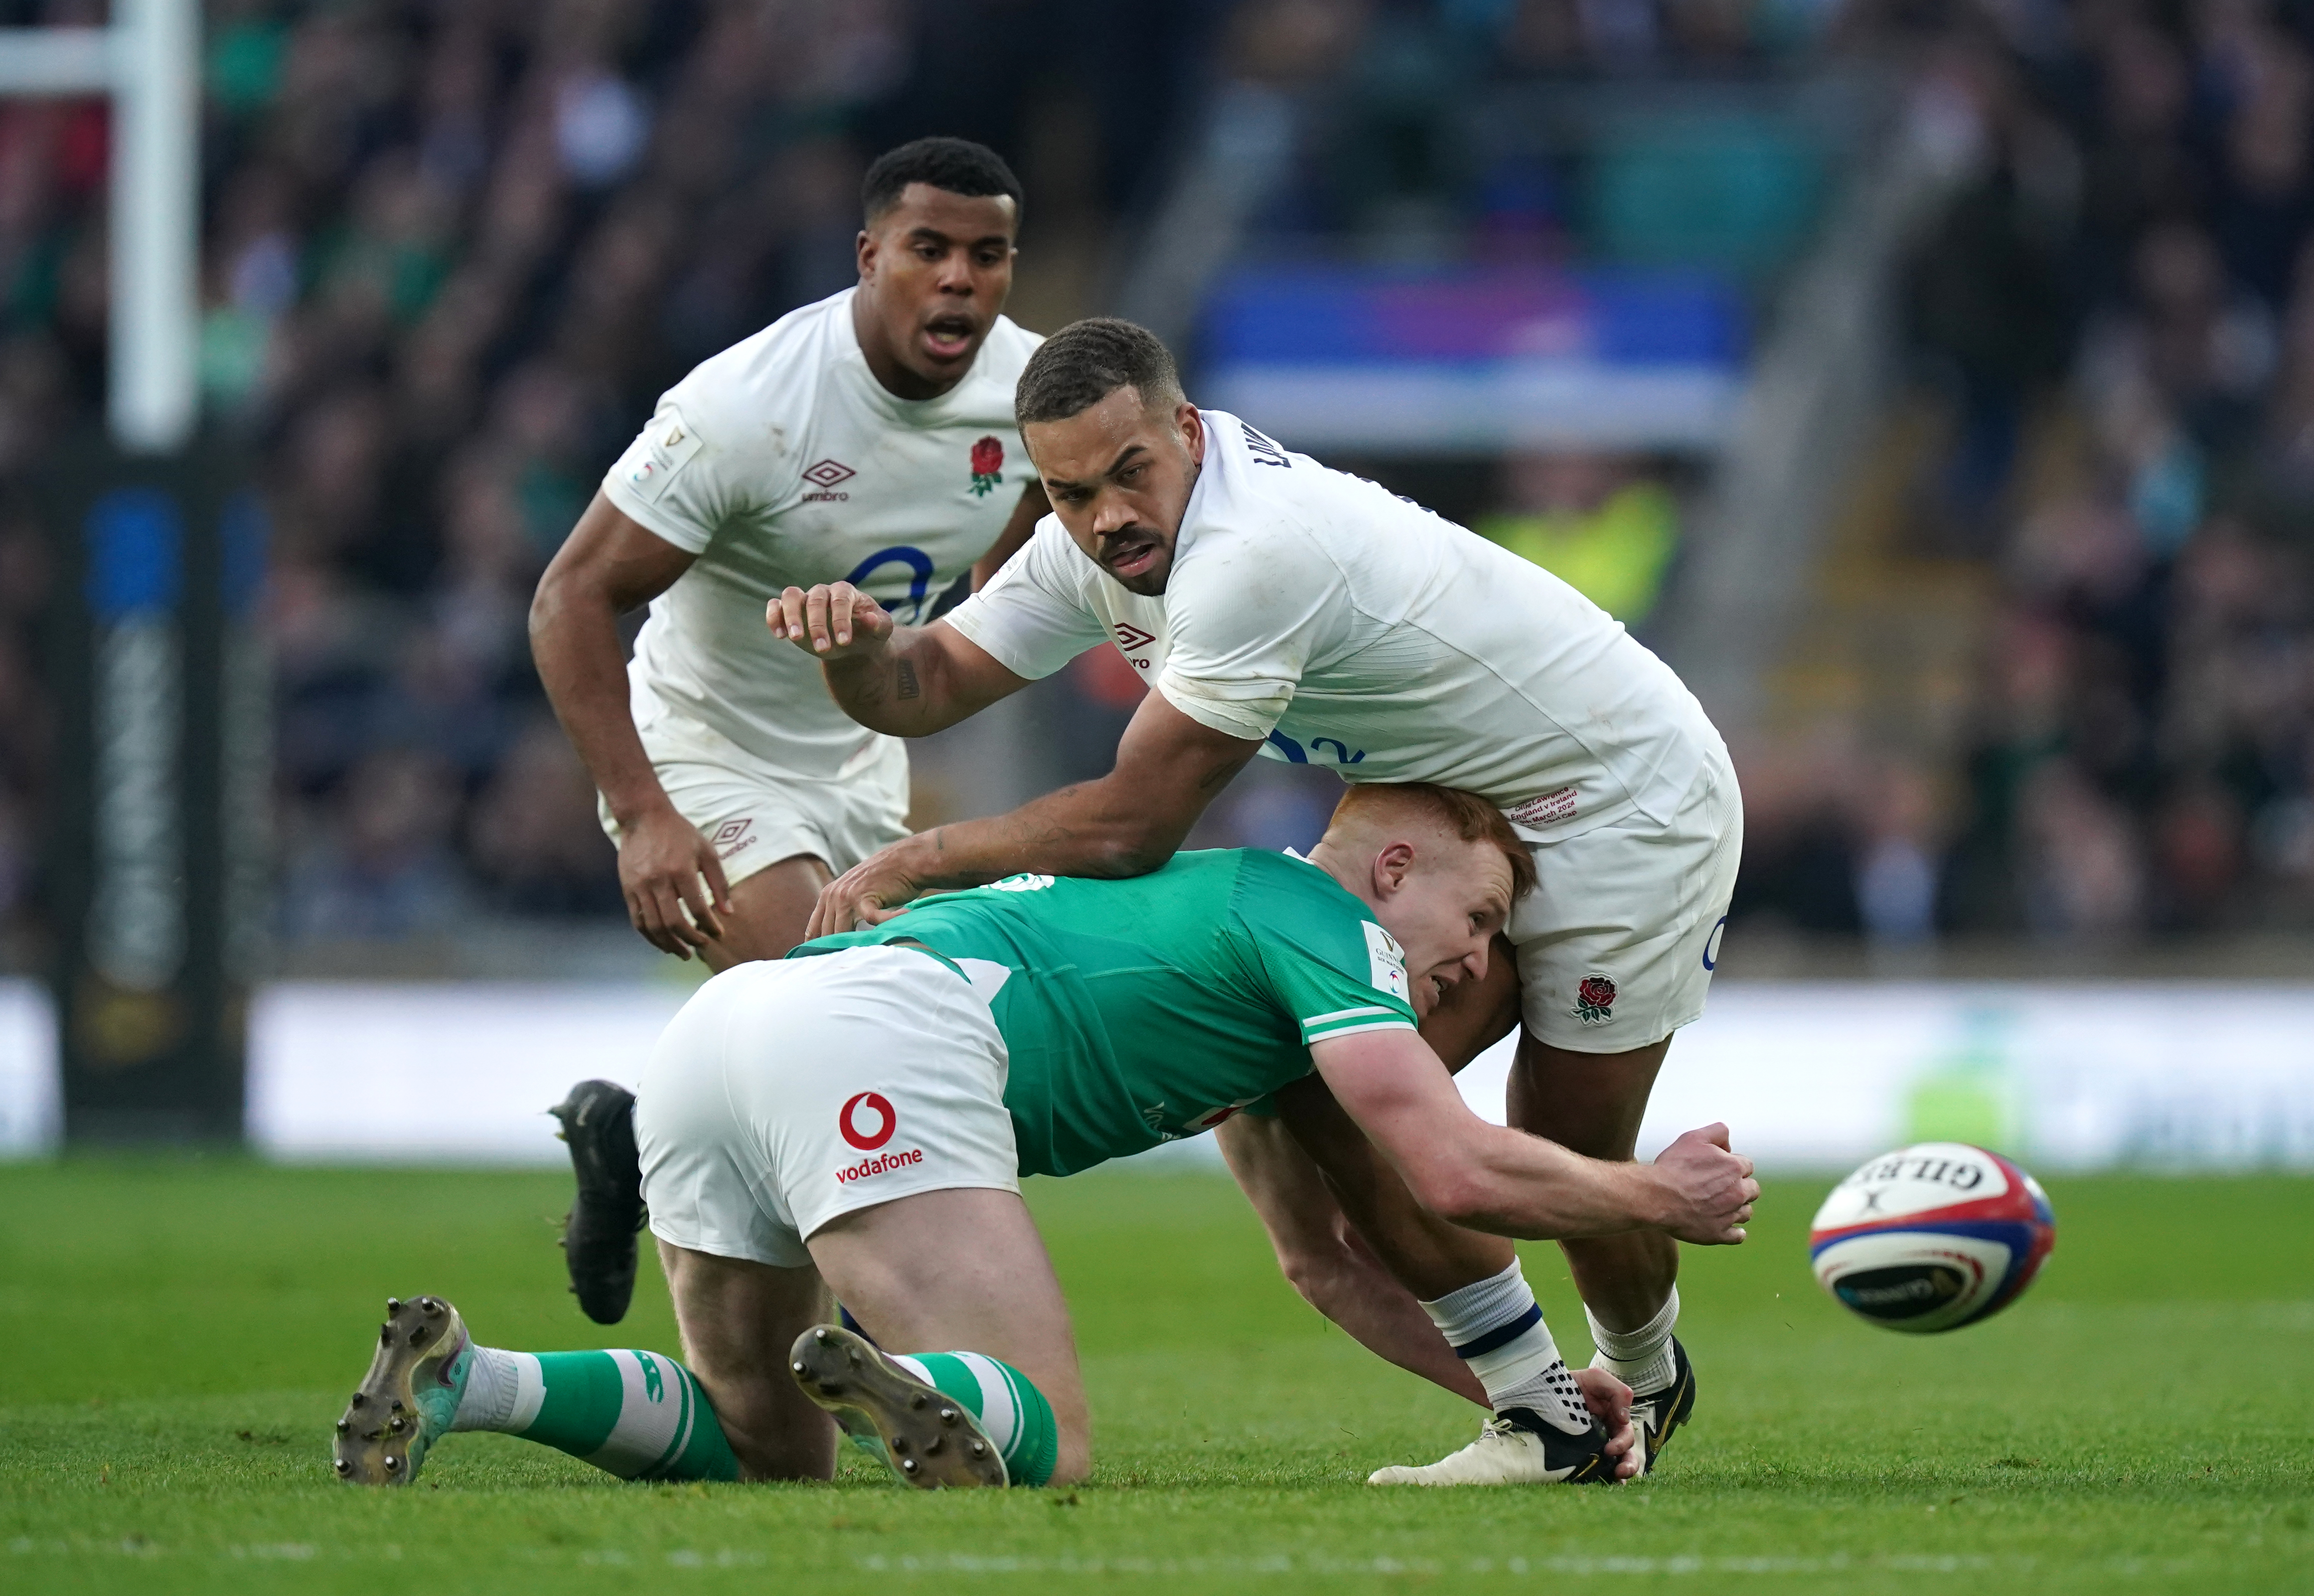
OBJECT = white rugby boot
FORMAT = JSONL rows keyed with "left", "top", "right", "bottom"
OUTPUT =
{"left": 1367, "top": 1408, "right": 1619, "bottom": 1486}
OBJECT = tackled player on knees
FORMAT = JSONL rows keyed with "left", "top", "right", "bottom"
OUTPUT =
{"left": 335, "top": 785, "right": 1756, "bottom": 1490}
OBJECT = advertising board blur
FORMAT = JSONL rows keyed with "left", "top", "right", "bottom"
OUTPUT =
{"left": 0, "top": 979, "right": 2308, "bottom": 1171}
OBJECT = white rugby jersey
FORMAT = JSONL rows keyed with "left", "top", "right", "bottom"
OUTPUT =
{"left": 944, "top": 410, "right": 1723, "bottom": 841}
{"left": 603, "top": 288, "right": 1042, "bottom": 779}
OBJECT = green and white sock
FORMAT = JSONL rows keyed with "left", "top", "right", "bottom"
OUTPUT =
{"left": 452, "top": 1346, "right": 739, "bottom": 1481}
{"left": 887, "top": 1351, "right": 1059, "bottom": 1487}
{"left": 1587, "top": 1286, "right": 1679, "bottom": 1397}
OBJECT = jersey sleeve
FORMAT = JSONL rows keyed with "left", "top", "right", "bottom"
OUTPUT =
{"left": 943, "top": 519, "right": 1109, "bottom": 678}
{"left": 1245, "top": 914, "right": 1419, "bottom": 1044}
{"left": 1155, "top": 522, "right": 1347, "bottom": 741}
{"left": 602, "top": 385, "right": 790, "bottom": 555}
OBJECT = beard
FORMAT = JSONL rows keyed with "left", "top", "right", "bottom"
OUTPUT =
{"left": 1095, "top": 525, "right": 1174, "bottom": 595}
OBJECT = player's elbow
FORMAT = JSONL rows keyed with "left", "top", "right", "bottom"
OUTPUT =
{"left": 527, "top": 560, "right": 582, "bottom": 647}
{"left": 1273, "top": 1237, "right": 1360, "bottom": 1315}
{"left": 1083, "top": 825, "right": 1175, "bottom": 880}
{"left": 1405, "top": 1162, "right": 1496, "bottom": 1232}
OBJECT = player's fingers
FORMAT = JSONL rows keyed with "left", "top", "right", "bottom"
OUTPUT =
{"left": 803, "top": 585, "right": 836, "bottom": 652}
{"left": 674, "top": 871, "right": 723, "bottom": 944}
{"left": 634, "top": 886, "right": 690, "bottom": 960}
{"left": 806, "top": 882, "right": 850, "bottom": 941}
{"left": 1741, "top": 1175, "right": 1761, "bottom": 1203}
{"left": 830, "top": 582, "right": 860, "bottom": 646}
{"left": 700, "top": 845, "right": 733, "bottom": 915}
{"left": 770, "top": 587, "right": 802, "bottom": 641}
{"left": 1733, "top": 1153, "right": 1755, "bottom": 1178}
{"left": 654, "top": 881, "right": 713, "bottom": 950}
{"left": 622, "top": 888, "right": 655, "bottom": 943}
{"left": 857, "top": 899, "right": 909, "bottom": 926}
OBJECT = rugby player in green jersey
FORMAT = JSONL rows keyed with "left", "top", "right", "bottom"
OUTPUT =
{"left": 333, "top": 786, "right": 1755, "bottom": 1490}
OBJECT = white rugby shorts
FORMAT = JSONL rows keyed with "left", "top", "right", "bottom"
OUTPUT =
{"left": 598, "top": 711, "right": 911, "bottom": 889}
{"left": 1510, "top": 743, "right": 1742, "bottom": 1053}
{"left": 634, "top": 945, "right": 1018, "bottom": 1268}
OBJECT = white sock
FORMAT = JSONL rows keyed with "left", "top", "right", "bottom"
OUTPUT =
{"left": 450, "top": 1344, "right": 540, "bottom": 1433}
{"left": 1586, "top": 1287, "right": 1679, "bottom": 1396}
{"left": 1419, "top": 1261, "right": 1591, "bottom": 1436}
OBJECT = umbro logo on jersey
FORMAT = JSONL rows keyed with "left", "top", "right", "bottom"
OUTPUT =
{"left": 802, "top": 459, "right": 856, "bottom": 488}
{"left": 1114, "top": 623, "right": 1156, "bottom": 651}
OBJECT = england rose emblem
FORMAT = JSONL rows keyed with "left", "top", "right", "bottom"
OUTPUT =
{"left": 1571, "top": 973, "right": 1617, "bottom": 1026}
{"left": 969, "top": 435, "right": 1004, "bottom": 496}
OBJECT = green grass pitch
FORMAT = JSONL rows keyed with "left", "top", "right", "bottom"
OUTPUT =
{"left": 1, "top": 1158, "right": 2308, "bottom": 1594}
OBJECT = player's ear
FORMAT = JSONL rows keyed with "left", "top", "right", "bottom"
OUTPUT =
{"left": 1177, "top": 402, "right": 1205, "bottom": 465}
{"left": 856, "top": 228, "right": 878, "bottom": 281}
{"left": 1370, "top": 839, "right": 1415, "bottom": 898}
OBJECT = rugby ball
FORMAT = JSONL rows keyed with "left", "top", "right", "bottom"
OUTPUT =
{"left": 1808, "top": 1142, "right": 2055, "bottom": 1333}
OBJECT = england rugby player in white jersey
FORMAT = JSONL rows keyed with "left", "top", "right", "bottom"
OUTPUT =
{"left": 534, "top": 139, "right": 1046, "bottom": 969}
{"left": 771, "top": 318, "right": 1743, "bottom": 1486}
{"left": 530, "top": 140, "right": 1044, "bottom": 1318}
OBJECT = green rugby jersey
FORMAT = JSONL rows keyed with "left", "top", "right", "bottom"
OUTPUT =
{"left": 793, "top": 849, "right": 1418, "bottom": 1178}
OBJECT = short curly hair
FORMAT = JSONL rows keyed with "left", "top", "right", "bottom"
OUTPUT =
{"left": 1014, "top": 317, "right": 1184, "bottom": 429}
{"left": 862, "top": 137, "right": 1023, "bottom": 223}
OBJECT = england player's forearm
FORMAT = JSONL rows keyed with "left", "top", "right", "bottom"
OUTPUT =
{"left": 877, "top": 775, "right": 1198, "bottom": 897}
{"left": 820, "top": 630, "right": 974, "bottom": 738}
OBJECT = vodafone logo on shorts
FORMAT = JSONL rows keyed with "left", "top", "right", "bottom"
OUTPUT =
{"left": 839, "top": 1092, "right": 897, "bottom": 1150}
{"left": 834, "top": 1091, "right": 924, "bottom": 1186}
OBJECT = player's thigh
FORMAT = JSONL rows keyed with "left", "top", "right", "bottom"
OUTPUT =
{"left": 805, "top": 1187, "right": 1090, "bottom": 1476}
{"left": 1416, "top": 933, "right": 1522, "bottom": 1072}
{"left": 1506, "top": 755, "right": 1739, "bottom": 1101}
{"left": 654, "top": 1238, "right": 835, "bottom": 1480}
{"left": 1506, "top": 1031, "right": 1673, "bottom": 1161}
{"left": 705, "top": 853, "right": 832, "bottom": 969}
{"left": 602, "top": 744, "right": 908, "bottom": 952}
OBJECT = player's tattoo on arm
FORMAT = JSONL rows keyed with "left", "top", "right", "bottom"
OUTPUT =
{"left": 896, "top": 658, "right": 921, "bottom": 700}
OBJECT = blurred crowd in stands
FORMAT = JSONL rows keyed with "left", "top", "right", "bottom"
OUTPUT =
{"left": 4, "top": 0, "right": 2310, "bottom": 958}
{"left": 0, "top": 0, "right": 1213, "bottom": 956}
{"left": 1738, "top": 0, "right": 2314, "bottom": 943}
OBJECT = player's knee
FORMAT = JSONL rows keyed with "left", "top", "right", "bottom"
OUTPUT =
{"left": 1047, "top": 1421, "right": 1093, "bottom": 1487}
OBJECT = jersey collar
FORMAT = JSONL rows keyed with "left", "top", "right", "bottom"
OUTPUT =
{"left": 835, "top": 286, "right": 988, "bottom": 425}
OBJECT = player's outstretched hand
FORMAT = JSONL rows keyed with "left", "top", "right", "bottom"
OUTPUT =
{"left": 1572, "top": 1367, "right": 1640, "bottom": 1481}
{"left": 1652, "top": 1122, "right": 1758, "bottom": 1245}
{"left": 806, "top": 840, "right": 925, "bottom": 939}
{"left": 617, "top": 803, "right": 730, "bottom": 960}
{"left": 767, "top": 582, "right": 894, "bottom": 659}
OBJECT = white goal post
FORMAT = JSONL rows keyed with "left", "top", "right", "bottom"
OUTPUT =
{"left": 0, "top": 0, "right": 197, "bottom": 455}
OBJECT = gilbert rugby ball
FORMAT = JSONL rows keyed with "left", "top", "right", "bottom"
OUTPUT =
{"left": 1808, "top": 1142, "right": 2055, "bottom": 1332}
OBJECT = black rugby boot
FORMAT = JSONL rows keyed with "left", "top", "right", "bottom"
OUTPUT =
{"left": 550, "top": 1079, "right": 644, "bottom": 1324}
